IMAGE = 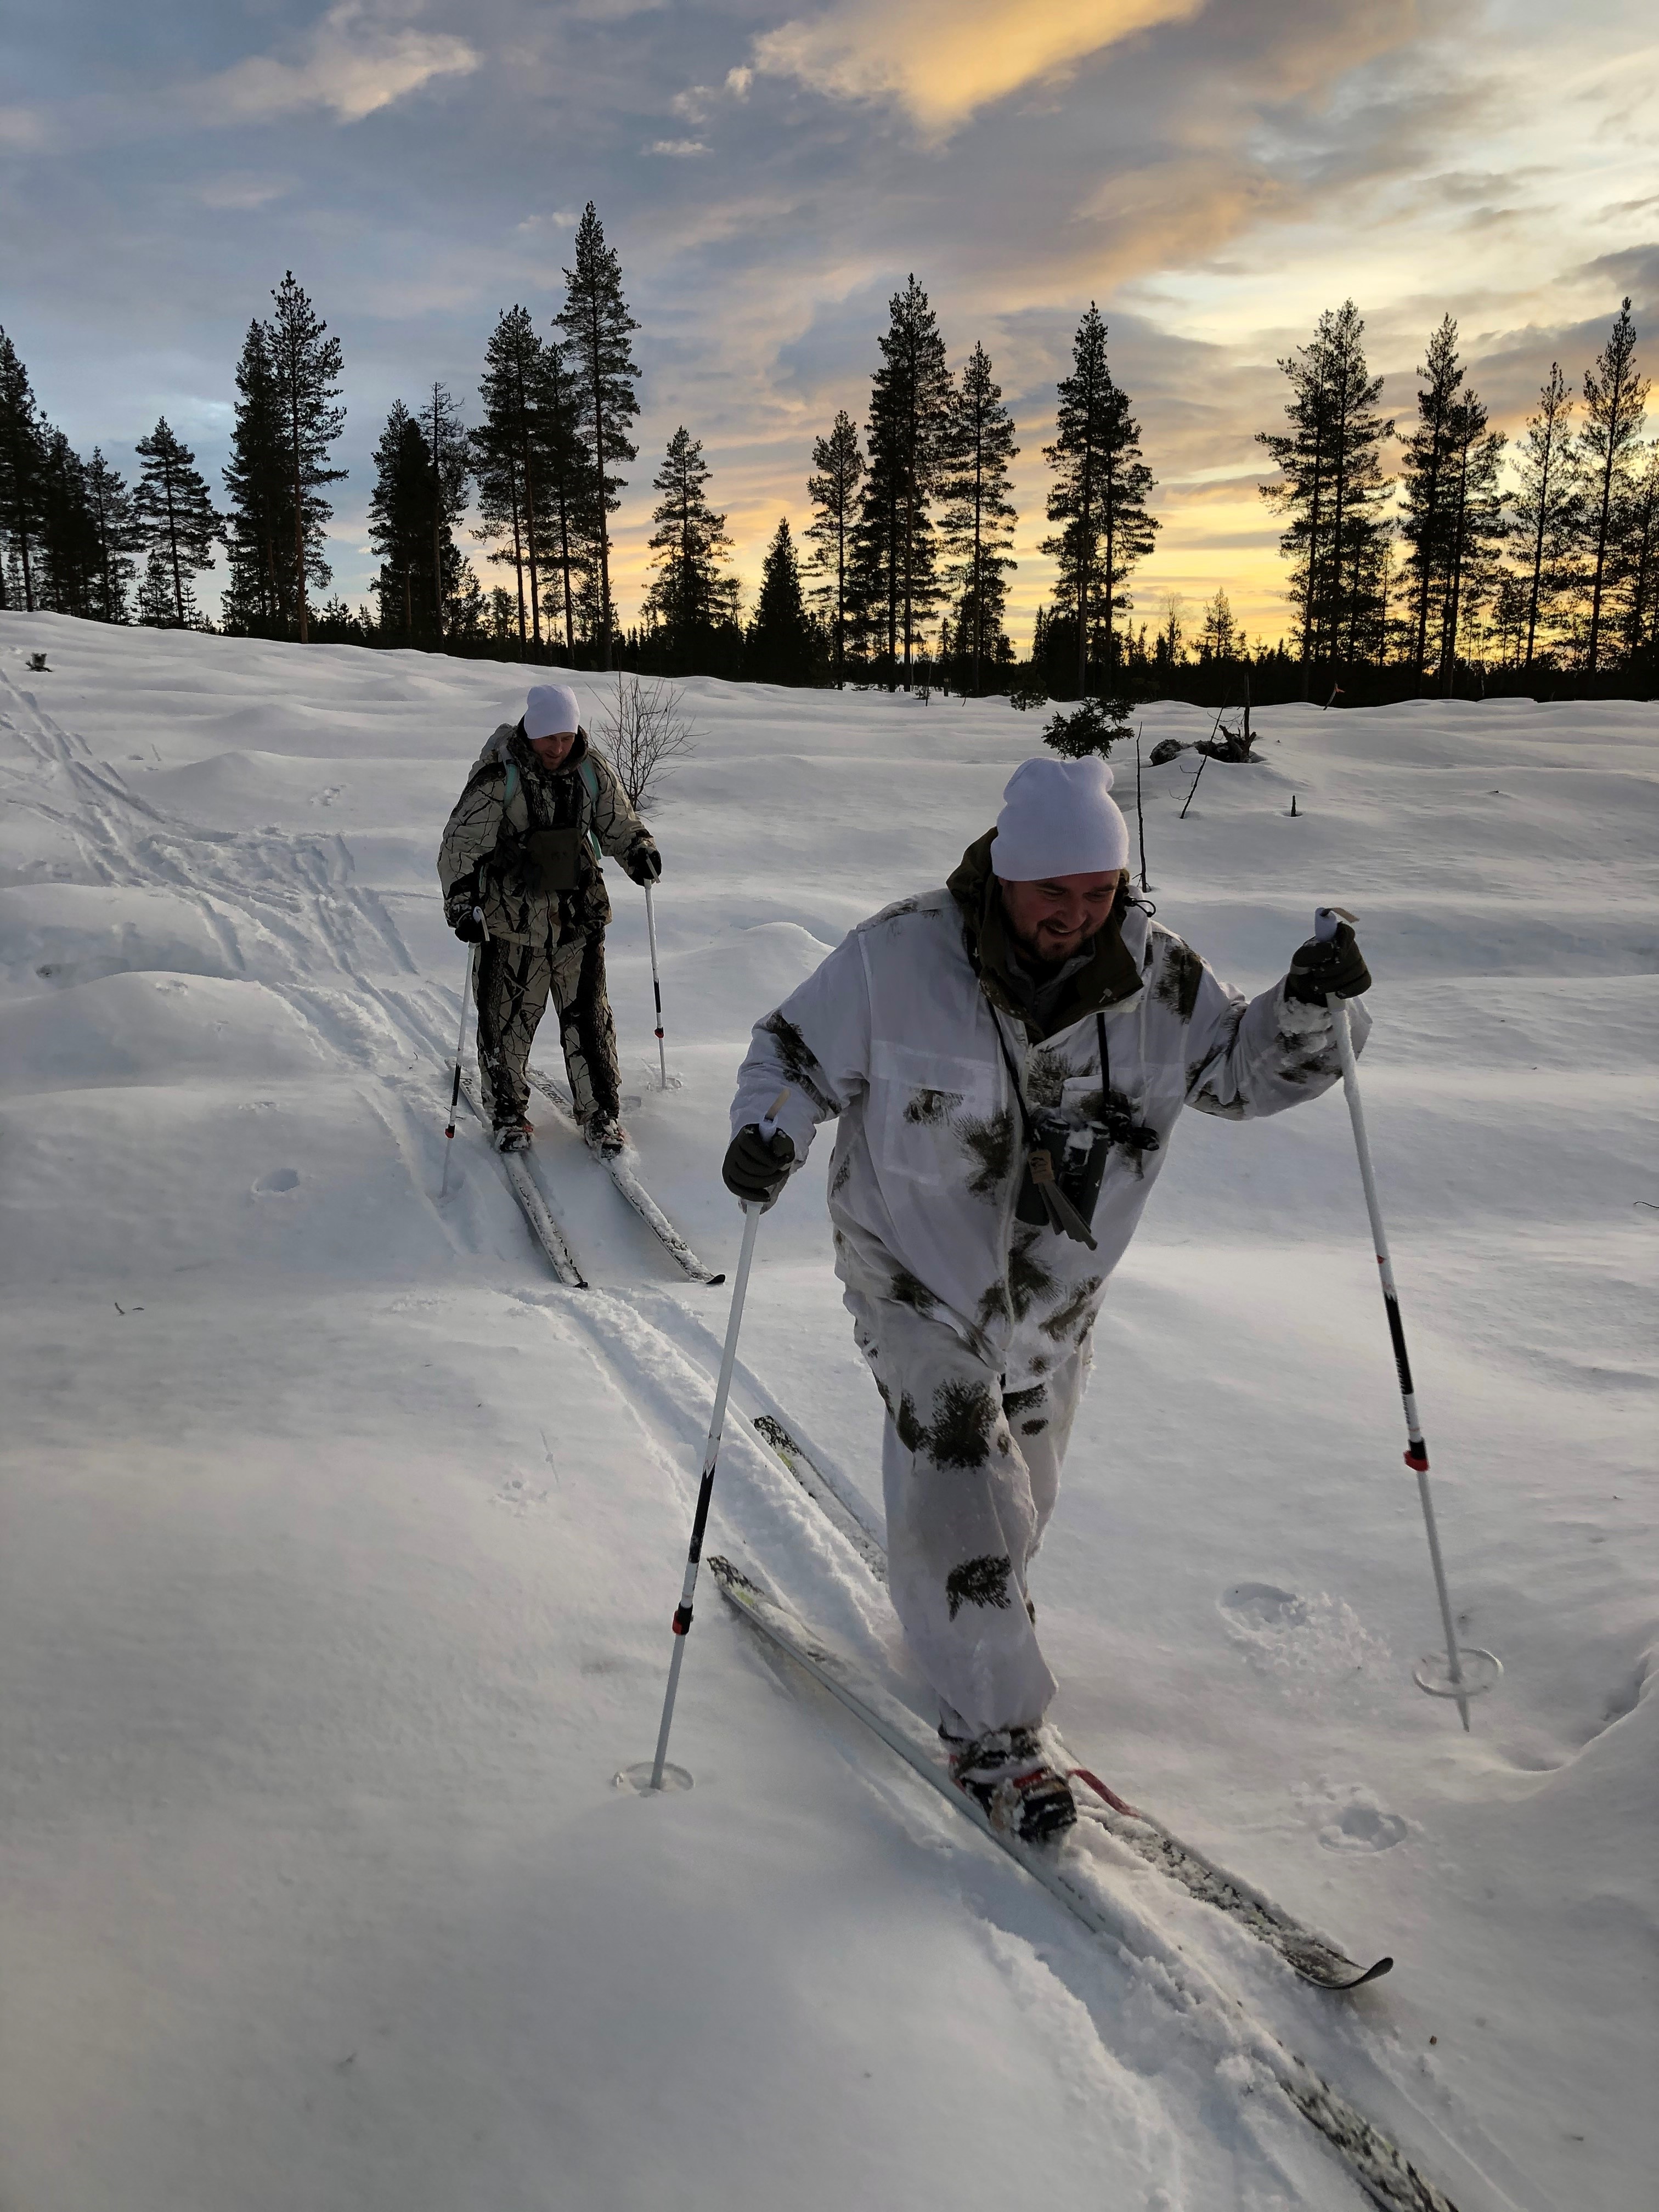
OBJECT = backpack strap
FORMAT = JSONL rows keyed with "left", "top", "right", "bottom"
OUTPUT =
{"left": 578, "top": 755, "right": 603, "bottom": 864}
{"left": 503, "top": 760, "right": 520, "bottom": 810}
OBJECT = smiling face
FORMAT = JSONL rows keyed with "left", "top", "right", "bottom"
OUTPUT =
{"left": 997, "top": 870, "right": 1123, "bottom": 966}
{"left": 527, "top": 727, "right": 577, "bottom": 769}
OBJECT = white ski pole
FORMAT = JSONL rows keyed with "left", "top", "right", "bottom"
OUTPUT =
{"left": 625, "top": 1089, "right": 791, "bottom": 1793}
{"left": 1316, "top": 906, "right": 1498, "bottom": 1730}
{"left": 438, "top": 909, "right": 486, "bottom": 1200}
{"left": 644, "top": 881, "right": 668, "bottom": 1090}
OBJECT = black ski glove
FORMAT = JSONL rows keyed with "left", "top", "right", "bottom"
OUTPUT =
{"left": 624, "top": 837, "right": 662, "bottom": 887}
{"left": 1285, "top": 917, "right": 1370, "bottom": 1003}
{"left": 722, "top": 1123, "right": 795, "bottom": 1207}
{"left": 445, "top": 882, "right": 486, "bottom": 943}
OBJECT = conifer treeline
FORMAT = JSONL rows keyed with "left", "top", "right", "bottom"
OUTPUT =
{"left": 3, "top": 233, "right": 1655, "bottom": 696}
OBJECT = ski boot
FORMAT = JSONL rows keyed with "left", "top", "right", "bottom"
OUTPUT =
{"left": 584, "top": 1111, "right": 628, "bottom": 1159}
{"left": 493, "top": 1116, "right": 534, "bottom": 1154}
{"left": 946, "top": 1726, "right": 1076, "bottom": 1844}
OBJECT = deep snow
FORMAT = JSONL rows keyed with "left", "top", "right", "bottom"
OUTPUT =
{"left": 1, "top": 611, "right": 1654, "bottom": 2212}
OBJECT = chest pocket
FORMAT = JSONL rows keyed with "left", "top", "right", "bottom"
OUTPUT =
{"left": 870, "top": 1040, "right": 999, "bottom": 1190}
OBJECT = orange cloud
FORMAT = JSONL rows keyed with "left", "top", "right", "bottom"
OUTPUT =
{"left": 754, "top": 0, "right": 1206, "bottom": 135}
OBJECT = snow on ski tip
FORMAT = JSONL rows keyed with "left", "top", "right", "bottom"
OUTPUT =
{"left": 709, "top": 1556, "right": 1459, "bottom": 2212}
{"left": 526, "top": 1066, "right": 725, "bottom": 1285}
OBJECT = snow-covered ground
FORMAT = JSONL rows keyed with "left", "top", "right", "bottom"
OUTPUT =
{"left": 1, "top": 610, "right": 1653, "bottom": 2212}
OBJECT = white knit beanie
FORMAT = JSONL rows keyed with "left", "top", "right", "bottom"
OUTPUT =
{"left": 989, "top": 756, "right": 1130, "bottom": 881}
{"left": 523, "top": 682, "right": 583, "bottom": 741}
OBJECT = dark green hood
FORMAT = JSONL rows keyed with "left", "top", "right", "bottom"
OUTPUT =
{"left": 946, "top": 828, "right": 1141, "bottom": 1040}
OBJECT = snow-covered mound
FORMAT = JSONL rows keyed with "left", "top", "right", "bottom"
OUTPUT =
{"left": 1, "top": 610, "right": 1654, "bottom": 2212}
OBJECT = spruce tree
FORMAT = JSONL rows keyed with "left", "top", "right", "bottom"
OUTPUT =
{"left": 37, "top": 431, "right": 101, "bottom": 618}
{"left": 86, "top": 449, "right": 142, "bottom": 623}
{"left": 1616, "top": 442, "right": 1659, "bottom": 666}
{"left": 1510, "top": 363, "right": 1580, "bottom": 670}
{"left": 0, "top": 326, "right": 46, "bottom": 613}
{"left": 557, "top": 205, "right": 640, "bottom": 670}
{"left": 137, "top": 548, "right": 191, "bottom": 629}
{"left": 854, "top": 275, "right": 952, "bottom": 690}
{"left": 642, "top": 426, "right": 737, "bottom": 672}
{"left": 535, "top": 338, "right": 595, "bottom": 658}
{"left": 421, "top": 381, "right": 470, "bottom": 645}
{"left": 939, "top": 340, "right": 1018, "bottom": 694}
{"left": 1580, "top": 298, "right": 1649, "bottom": 674}
{"left": 1400, "top": 317, "right": 1464, "bottom": 687}
{"left": 267, "top": 272, "right": 346, "bottom": 644}
{"left": 1042, "top": 306, "right": 1158, "bottom": 696}
{"left": 805, "top": 410, "right": 865, "bottom": 687}
{"left": 368, "top": 401, "right": 434, "bottom": 642}
{"left": 1434, "top": 395, "right": 1506, "bottom": 692}
{"left": 134, "top": 419, "right": 219, "bottom": 627}
{"left": 474, "top": 307, "right": 544, "bottom": 656}
{"left": 747, "top": 517, "right": 819, "bottom": 684}
{"left": 222, "top": 320, "right": 290, "bottom": 636}
{"left": 1257, "top": 302, "right": 1391, "bottom": 695}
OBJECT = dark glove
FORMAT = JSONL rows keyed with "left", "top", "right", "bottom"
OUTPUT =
{"left": 445, "top": 885, "right": 486, "bottom": 943}
{"left": 722, "top": 1122, "right": 795, "bottom": 1207}
{"left": 1285, "top": 917, "right": 1370, "bottom": 1003}
{"left": 624, "top": 837, "right": 662, "bottom": 887}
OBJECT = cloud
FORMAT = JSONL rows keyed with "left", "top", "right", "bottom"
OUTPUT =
{"left": 194, "top": 173, "right": 293, "bottom": 211}
{"left": 202, "top": 2, "right": 478, "bottom": 126}
{"left": 754, "top": 0, "right": 1206, "bottom": 135}
{"left": 648, "top": 138, "right": 708, "bottom": 157}
{"left": 0, "top": 105, "right": 53, "bottom": 153}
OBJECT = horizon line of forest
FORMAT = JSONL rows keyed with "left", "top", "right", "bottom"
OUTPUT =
{"left": 2, "top": 202, "right": 1656, "bottom": 708}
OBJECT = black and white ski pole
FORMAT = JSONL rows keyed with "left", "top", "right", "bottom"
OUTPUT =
{"left": 631, "top": 1087, "right": 791, "bottom": 1792}
{"left": 644, "top": 882, "right": 668, "bottom": 1091}
{"left": 438, "top": 909, "right": 486, "bottom": 1200}
{"left": 1317, "top": 906, "right": 1498, "bottom": 1729}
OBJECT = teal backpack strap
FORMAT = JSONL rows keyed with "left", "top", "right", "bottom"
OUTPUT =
{"left": 502, "top": 759, "right": 520, "bottom": 810}
{"left": 578, "top": 756, "right": 603, "bottom": 864}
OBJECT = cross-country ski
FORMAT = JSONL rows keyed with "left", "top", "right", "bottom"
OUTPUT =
{"left": 526, "top": 1065, "right": 725, "bottom": 1285}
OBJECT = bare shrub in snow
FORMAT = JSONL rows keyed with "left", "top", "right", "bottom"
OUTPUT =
{"left": 594, "top": 675, "right": 696, "bottom": 813}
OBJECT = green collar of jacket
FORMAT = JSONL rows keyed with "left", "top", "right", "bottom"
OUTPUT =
{"left": 946, "top": 829, "right": 1142, "bottom": 1040}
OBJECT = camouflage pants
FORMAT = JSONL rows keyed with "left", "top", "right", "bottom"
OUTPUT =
{"left": 475, "top": 929, "right": 620, "bottom": 1127}
{"left": 849, "top": 1292, "right": 1089, "bottom": 1739}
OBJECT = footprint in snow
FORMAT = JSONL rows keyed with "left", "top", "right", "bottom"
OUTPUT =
{"left": 1319, "top": 1802, "right": 1409, "bottom": 1853}
{"left": 255, "top": 1167, "right": 300, "bottom": 1195}
{"left": 1218, "top": 1582, "right": 1391, "bottom": 1681}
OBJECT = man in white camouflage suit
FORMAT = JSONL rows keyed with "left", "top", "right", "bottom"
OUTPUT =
{"left": 724, "top": 755, "right": 1371, "bottom": 1841}
{"left": 439, "top": 682, "right": 659, "bottom": 1154}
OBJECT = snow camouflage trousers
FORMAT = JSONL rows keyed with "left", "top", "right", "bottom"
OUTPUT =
{"left": 475, "top": 929, "right": 620, "bottom": 1126}
{"left": 849, "top": 1291, "right": 1088, "bottom": 1737}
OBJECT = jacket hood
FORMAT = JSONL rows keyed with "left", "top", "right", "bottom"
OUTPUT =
{"left": 946, "top": 828, "right": 1141, "bottom": 1039}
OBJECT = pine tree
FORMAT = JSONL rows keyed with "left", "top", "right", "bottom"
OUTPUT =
{"left": 133, "top": 419, "right": 219, "bottom": 627}
{"left": 0, "top": 326, "right": 47, "bottom": 613}
{"left": 535, "top": 338, "right": 595, "bottom": 658}
{"left": 642, "top": 426, "right": 737, "bottom": 671}
{"left": 805, "top": 410, "right": 865, "bottom": 687}
{"left": 85, "top": 449, "right": 142, "bottom": 623}
{"left": 747, "top": 517, "right": 819, "bottom": 684}
{"left": 939, "top": 341, "right": 1018, "bottom": 694}
{"left": 557, "top": 205, "right": 641, "bottom": 670}
{"left": 267, "top": 272, "right": 346, "bottom": 644}
{"left": 473, "top": 308, "right": 544, "bottom": 657}
{"left": 1434, "top": 396, "right": 1506, "bottom": 692}
{"left": 1199, "top": 587, "right": 1237, "bottom": 661}
{"left": 854, "top": 276, "right": 952, "bottom": 690}
{"left": 1257, "top": 302, "right": 1392, "bottom": 695}
{"left": 1510, "top": 363, "right": 1580, "bottom": 670}
{"left": 137, "top": 547, "right": 193, "bottom": 629}
{"left": 1041, "top": 305, "right": 1158, "bottom": 695}
{"left": 1580, "top": 298, "right": 1649, "bottom": 674}
{"left": 222, "top": 320, "right": 291, "bottom": 637}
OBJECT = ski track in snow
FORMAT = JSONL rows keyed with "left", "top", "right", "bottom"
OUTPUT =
{"left": 1, "top": 616, "right": 1655, "bottom": 2212}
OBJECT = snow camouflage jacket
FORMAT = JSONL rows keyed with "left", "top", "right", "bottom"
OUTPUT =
{"left": 731, "top": 831, "right": 1371, "bottom": 1389}
{"left": 437, "top": 724, "right": 652, "bottom": 947}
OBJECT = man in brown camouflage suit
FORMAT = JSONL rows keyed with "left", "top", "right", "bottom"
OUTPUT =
{"left": 438, "top": 683, "right": 660, "bottom": 1154}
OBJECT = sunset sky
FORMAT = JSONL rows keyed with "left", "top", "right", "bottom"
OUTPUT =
{"left": 4, "top": 0, "right": 1655, "bottom": 646}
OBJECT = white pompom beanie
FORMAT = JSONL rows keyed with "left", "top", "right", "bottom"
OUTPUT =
{"left": 989, "top": 756, "right": 1130, "bottom": 881}
{"left": 523, "top": 682, "right": 583, "bottom": 741}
